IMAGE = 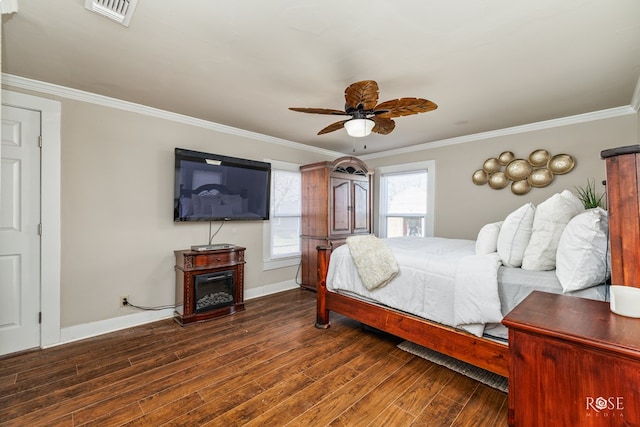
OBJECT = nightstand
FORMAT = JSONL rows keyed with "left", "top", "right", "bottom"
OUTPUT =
{"left": 502, "top": 291, "right": 640, "bottom": 427}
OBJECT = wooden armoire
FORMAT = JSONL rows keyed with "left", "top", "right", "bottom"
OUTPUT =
{"left": 300, "top": 156, "right": 373, "bottom": 290}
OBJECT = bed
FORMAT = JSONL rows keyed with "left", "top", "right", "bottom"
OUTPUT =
{"left": 315, "top": 193, "right": 610, "bottom": 378}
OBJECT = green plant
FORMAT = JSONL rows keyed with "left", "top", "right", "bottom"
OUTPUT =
{"left": 574, "top": 179, "right": 606, "bottom": 209}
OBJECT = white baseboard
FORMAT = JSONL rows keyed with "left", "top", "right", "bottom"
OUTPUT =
{"left": 53, "top": 280, "right": 300, "bottom": 348}
{"left": 244, "top": 279, "right": 299, "bottom": 300}
{"left": 57, "top": 308, "right": 174, "bottom": 347}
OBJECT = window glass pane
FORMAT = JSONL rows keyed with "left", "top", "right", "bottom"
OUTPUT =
{"left": 269, "top": 168, "right": 302, "bottom": 259}
{"left": 382, "top": 171, "right": 428, "bottom": 238}
{"left": 272, "top": 170, "right": 301, "bottom": 216}
{"left": 271, "top": 216, "right": 301, "bottom": 256}
{"left": 384, "top": 172, "right": 427, "bottom": 215}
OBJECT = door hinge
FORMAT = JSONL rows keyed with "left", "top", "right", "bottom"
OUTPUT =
{"left": 38, "top": 223, "right": 42, "bottom": 236}
{"left": 38, "top": 135, "right": 42, "bottom": 148}
{"left": 39, "top": 312, "right": 42, "bottom": 324}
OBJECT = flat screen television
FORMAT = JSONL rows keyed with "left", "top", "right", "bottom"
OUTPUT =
{"left": 174, "top": 148, "right": 271, "bottom": 222}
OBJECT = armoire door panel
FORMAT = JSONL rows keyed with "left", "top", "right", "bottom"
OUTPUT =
{"left": 330, "top": 178, "right": 351, "bottom": 235}
{"left": 352, "top": 181, "right": 370, "bottom": 233}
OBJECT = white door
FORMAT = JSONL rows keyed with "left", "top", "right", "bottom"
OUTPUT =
{"left": 0, "top": 105, "right": 42, "bottom": 355}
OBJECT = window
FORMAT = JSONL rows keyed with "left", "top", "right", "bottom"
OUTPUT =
{"left": 263, "top": 160, "right": 301, "bottom": 270}
{"left": 377, "top": 161, "right": 435, "bottom": 238}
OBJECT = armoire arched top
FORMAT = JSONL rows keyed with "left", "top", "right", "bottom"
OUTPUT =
{"left": 331, "top": 156, "right": 372, "bottom": 177}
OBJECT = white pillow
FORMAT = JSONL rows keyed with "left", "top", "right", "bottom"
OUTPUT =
{"left": 556, "top": 207, "right": 609, "bottom": 292}
{"left": 521, "top": 190, "right": 584, "bottom": 271}
{"left": 476, "top": 221, "right": 503, "bottom": 255}
{"left": 497, "top": 203, "right": 536, "bottom": 267}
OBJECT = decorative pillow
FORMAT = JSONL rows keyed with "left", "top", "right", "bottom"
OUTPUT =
{"left": 476, "top": 221, "right": 504, "bottom": 255}
{"left": 556, "top": 207, "right": 609, "bottom": 292}
{"left": 521, "top": 190, "right": 584, "bottom": 271}
{"left": 497, "top": 203, "right": 536, "bottom": 267}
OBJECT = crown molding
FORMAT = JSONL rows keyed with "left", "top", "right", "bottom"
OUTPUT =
{"left": 1, "top": 73, "right": 343, "bottom": 158}
{"left": 361, "top": 105, "right": 637, "bottom": 161}
{"left": 4, "top": 73, "right": 636, "bottom": 162}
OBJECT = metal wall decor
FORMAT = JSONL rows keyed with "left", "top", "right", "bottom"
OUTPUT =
{"left": 472, "top": 150, "right": 576, "bottom": 195}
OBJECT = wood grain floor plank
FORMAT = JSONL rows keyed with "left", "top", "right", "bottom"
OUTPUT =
{"left": 161, "top": 381, "right": 266, "bottom": 426}
{"left": 368, "top": 404, "right": 417, "bottom": 427}
{"left": 0, "top": 352, "right": 181, "bottom": 425}
{"left": 393, "top": 364, "right": 454, "bottom": 417}
{"left": 413, "top": 393, "right": 465, "bottom": 427}
{"left": 0, "top": 289, "right": 507, "bottom": 426}
{"left": 76, "top": 401, "right": 143, "bottom": 427}
{"left": 136, "top": 340, "right": 295, "bottom": 415}
{"left": 0, "top": 373, "right": 16, "bottom": 388}
{"left": 241, "top": 365, "right": 360, "bottom": 427}
{"left": 286, "top": 355, "right": 410, "bottom": 426}
{"left": 202, "top": 371, "right": 315, "bottom": 427}
{"left": 451, "top": 384, "right": 507, "bottom": 427}
{"left": 328, "top": 356, "right": 432, "bottom": 426}
{"left": 437, "top": 371, "right": 481, "bottom": 404}
{"left": 121, "top": 393, "right": 205, "bottom": 427}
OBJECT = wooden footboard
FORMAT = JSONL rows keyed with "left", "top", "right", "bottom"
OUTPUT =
{"left": 315, "top": 245, "right": 510, "bottom": 378}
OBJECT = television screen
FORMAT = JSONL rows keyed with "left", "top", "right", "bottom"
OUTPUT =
{"left": 174, "top": 148, "right": 271, "bottom": 221}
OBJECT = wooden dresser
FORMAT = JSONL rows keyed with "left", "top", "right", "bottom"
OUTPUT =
{"left": 503, "top": 291, "right": 640, "bottom": 427}
{"left": 300, "top": 156, "right": 372, "bottom": 290}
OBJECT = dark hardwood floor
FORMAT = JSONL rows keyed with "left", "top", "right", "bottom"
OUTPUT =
{"left": 0, "top": 289, "right": 507, "bottom": 426}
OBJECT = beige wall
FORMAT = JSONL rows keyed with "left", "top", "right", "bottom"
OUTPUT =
{"left": 3, "top": 82, "right": 639, "bottom": 330}
{"left": 365, "top": 113, "right": 639, "bottom": 239}
{"left": 40, "top": 95, "right": 334, "bottom": 327}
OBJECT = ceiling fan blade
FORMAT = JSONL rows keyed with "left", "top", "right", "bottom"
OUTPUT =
{"left": 289, "top": 107, "right": 348, "bottom": 115}
{"left": 344, "top": 80, "right": 379, "bottom": 111}
{"left": 318, "top": 119, "right": 350, "bottom": 135}
{"left": 374, "top": 98, "right": 438, "bottom": 118}
{"left": 371, "top": 116, "right": 396, "bottom": 135}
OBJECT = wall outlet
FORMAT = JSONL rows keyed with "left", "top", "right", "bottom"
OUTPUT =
{"left": 120, "top": 295, "right": 129, "bottom": 307}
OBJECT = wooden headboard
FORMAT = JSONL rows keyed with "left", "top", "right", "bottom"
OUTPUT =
{"left": 602, "top": 145, "right": 640, "bottom": 288}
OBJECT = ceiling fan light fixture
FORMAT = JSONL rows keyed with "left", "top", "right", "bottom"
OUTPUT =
{"left": 344, "top": 118, "right": 374, "bottom": 137}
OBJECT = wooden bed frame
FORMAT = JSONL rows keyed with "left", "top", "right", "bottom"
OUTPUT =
{"left": 314, "top": 245, "right": 510, "bottom": 378}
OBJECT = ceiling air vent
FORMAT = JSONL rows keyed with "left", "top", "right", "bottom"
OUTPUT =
{"left": 84, "top": 0, "right": 139, "bottom": 27}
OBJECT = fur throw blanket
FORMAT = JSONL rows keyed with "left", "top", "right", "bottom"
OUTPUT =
{"left": 346, "top": 235, "right": 399, "bottom": 290}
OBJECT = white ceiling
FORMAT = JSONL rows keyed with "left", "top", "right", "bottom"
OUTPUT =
{"left": 2, "top": 1, "right": 640, "bottom": 155}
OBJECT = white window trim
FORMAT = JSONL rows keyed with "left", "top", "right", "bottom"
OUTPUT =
{"left": 262, "top": 159, "right": 302, "bottom": 271}
{"left": 375, "top": 160, "right": 436, "bottom": 238}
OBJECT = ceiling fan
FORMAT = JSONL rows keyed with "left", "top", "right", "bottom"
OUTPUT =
{"left": 289, "top": 80, "right": 437, "bottom": 137}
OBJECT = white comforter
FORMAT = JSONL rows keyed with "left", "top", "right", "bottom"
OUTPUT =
{"left": 326, "top": 236, "right": 504, "bottom": 337}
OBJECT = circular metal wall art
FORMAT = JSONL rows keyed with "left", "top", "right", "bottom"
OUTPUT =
{"left": 472, "top": 169, "right": 488, "bottom": 185}
{"left": 498, "top": 151, "right": 515, "bottom": 165}
{"left": 548, "top": 154, "right": 576, "bottom": 174}
{"left": 488, "top": 171, "right": 509, "bottom": 189}
{"left": 473, "top": 150, "right": 574, "bottom": 194}
{"left": 528, "top": 168, "right": 554, "bottom": 187}
{"left": 505, "top": 159, "right": 533, "bottom": 181}
{"left": 528, "top": 149, "right": 550, "bottom": 167}
{"left": 483, "top": 157, "right": 501, "bottom": 173}
{"left": 511, "top": 179, "right": 531, "bottom": 195}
